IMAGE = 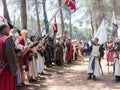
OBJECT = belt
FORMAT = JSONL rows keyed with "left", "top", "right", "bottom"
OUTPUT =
{"left": 115, "top": 54, "right": 119, "bottom": 59}
{"left": 0, "top": 63, "right": 7, "bottom": 68}
{"left": 115, "top": 56, "right": 119, "bottom": 59}
{"left": 91, "top": 55, "right": 99, "bottom": 58}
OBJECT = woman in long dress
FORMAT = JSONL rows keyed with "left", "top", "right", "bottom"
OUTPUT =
{"left": 107, "top": 41, "right": 114, "bottom": 65}
{"left": 76, "top": 42, "right": 84, "bottom": 62}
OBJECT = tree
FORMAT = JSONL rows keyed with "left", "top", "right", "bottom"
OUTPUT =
{"left": 20, "top": 0, "right": 27, "bottom": 29}
{"left": 2, "top": 0, "right": 11, "bottom": 22}
{"left": 69, "top": 11, "right": 72, "bottom": 39}
{"left": 42, "top": 0, "right": 49, "bottom": 33}
{"left": 35, "top": 0, "right": 41, "bottom": 34}
{"left": 58, "top": 0, "right": 65, "bottom": 37}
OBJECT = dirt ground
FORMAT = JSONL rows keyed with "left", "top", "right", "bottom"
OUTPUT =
{"left": 17, "top": 58, "right": 120, "bottom": 90}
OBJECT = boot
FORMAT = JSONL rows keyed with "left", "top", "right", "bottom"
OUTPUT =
{"left": 93, "top": 75, "right": 96, "bottom": 80}
{"left": 87, "top": 74, "right": 92, "bottom": 80}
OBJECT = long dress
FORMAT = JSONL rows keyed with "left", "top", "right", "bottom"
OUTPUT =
{"left": 18, "top": 36, "right": 32, "bottom": 83}
{"left": 29, "top": 45, "right": 38, "bottom": 78}
{"left": 37, "top": 53, "right": 45, "bottom": 73}
{"left": 66, "top": 41, "right": 73, "bottom": 62}
{"left": 45, "top": 46, "right": 52, "bottom": 67}
{"left": 72, "top": 44, "right": 76, "bottom": 60}
{"left": 63, "top": 45, "right": 67, "bottom": 63}
{"left": 107, "top": 43, "right": 114, "bottom": 63}
{"left": 76, "top": 44, "right": 84, "bottom": 61}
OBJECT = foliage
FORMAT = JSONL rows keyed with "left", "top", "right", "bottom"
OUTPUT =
{"left": 1, "top": 0, "right": 120, "bottom": 40}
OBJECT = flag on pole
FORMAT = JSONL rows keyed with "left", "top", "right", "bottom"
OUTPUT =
{"left": 44, "top": 13, "right": 49, "bottom": 33}
{"left": 53, "top": 16, "right": 58, "bottom": 36}
{"left": 65, "top": 0, "right": 76, "bottom": 12}
{"left": 94, "top": 19, "right": 107, "bottom": 44}
{"left": 112, "top": 12, "right": 118, "bottom": 36}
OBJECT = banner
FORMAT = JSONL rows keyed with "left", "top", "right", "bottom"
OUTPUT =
{"left": 94, "top": 20, "right": 107, "bottom": 44}
{"left": 44, "top": 13, "right": 49, "bottom": 33}
{"left": 65, "top": 0, "right": 76, "bottom": 12}
{"left": 112, "top": 12, "right": 118, "bottom": 36}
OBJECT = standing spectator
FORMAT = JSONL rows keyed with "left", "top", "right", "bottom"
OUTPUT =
{"left": 18, "top": 30, "right": 33, "bottom": 84}
{"left": 15, "top": 49, "right": 23, "bottom": 87}
{"left": 84, "top": 42, "right": 90, "bottom": 58}
{"left": 66, "top": 39, "right": 73, "bottom": 63}
{"left": 113, "top": 38, "right": 120, "bottom": 82}
{"left": 107, "top": 41, "right": 114, "bottom": 65}
{"left": 0, "top": 17, "right": 17, "bottom": 90}
{"left": 76, "top": 42, "right": 84, "bottom": 62}
{"left": 28, "top": 36, "right": 38, "bottom": 82}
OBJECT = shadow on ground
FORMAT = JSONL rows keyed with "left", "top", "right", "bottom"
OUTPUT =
{"left": 17, "top": 60, "right": 120, "bottom": 90}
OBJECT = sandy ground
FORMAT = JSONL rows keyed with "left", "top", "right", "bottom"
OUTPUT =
{"left": 17, "top": 58, "right": 120, "bottom": 90}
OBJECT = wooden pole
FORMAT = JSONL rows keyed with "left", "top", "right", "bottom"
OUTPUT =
{"left": 39, "top": 1, "right": 65, "bottom": 35}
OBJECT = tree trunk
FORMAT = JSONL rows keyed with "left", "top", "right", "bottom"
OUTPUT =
{"left": 42, "top": 0, "right": 49, "bottom": 34}
{"left": 2, "top": 0, "right": 11, "bottom": 22}
{"left": 42, "top": 0, "right": 46, "bottom": 20}
{"left": 20, "top": 0, "right": 27, "bottom": 29}
{"left": 89, "top": 9, "right": 94, "bottom": 36}
{"left": 58, "top": 0, "right": 65, "bottom": 37}
{"left": 35, "top": 0, "right": 41, "bottom": 34}
{"left": 69, "top": 11, "right": 72, "bottom": 39}
{"left": 113, "top": 0, "right": 118, "bottom": 38}
{"left": 93, "top": 0, "right": 104, "bottom": 32}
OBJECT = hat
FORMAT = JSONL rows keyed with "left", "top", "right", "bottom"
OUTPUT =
{"left": 0, "top": 16, "right": 8, "bottom": 26}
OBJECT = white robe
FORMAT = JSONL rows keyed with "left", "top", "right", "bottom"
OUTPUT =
{"left": 87, "top": 45, "right": 101, "bottom": 77}
{"left": 29, "top": 47, "right": 38, "bottom": 78}
{"left": 114, "top": 53, "right": 120, "bottom": 76}
{"left": 63, "top": 46, "right": 67, "bottom": 63}
{"left": 37, "top": 53, "right": 45, "bottom": 73}
{"left": 29, "top": 57, "right": 38, "bottom": 77}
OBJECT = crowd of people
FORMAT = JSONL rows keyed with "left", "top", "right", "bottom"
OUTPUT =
{"left": 0, "top": 18, "right": 90, "bottom": 90}
{"left": 1, "top": 17, "right": 120, "bottom": 90}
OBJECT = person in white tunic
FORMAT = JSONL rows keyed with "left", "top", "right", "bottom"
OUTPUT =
{"left": 37, "top": 45, "right": 45, "bottom": 74}
{"left": 28, "top": 36, "right": 38, "bottom": 82}
{"left": 82, "top": 38, "right": 103, "bottom": 80}
{"left": 113, "top": 38, "right": 120, "bottom": 82}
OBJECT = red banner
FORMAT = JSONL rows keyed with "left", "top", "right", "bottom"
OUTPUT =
{"left": 65, "top": 0, "right": 76, "bottom": 12}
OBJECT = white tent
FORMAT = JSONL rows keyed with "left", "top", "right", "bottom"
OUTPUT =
{"left": 94, "top": 20, "right": 107, "bottom": 44}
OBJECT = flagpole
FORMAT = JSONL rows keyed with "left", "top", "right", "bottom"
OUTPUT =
{"left": 39, "top": 1, "right": 66, "bottom": 35}
{"left": 23, "top": 1, "right": 66, "bottom": 56}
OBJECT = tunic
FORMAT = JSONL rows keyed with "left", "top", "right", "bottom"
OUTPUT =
{"left": 87, "top": 45, "right": 101, "bottom": 77}
{"left": 84, "top": 44, "right": 102, "bottom": 77}
{"left": 114, "top": 52, "right": 120, "bottom": 76}
{"left": 0, "top": 34, "right": 17, "bottom": 90}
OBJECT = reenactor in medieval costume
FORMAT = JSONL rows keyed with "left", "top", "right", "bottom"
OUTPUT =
{"left": 113, "top": 38, "right": 120, "bottom": 83}
{"left": 0, "top": 16, "right": 17, "bottom": 90}
{"left": 82, "top": 38, "right": 104, "bottom": 80}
